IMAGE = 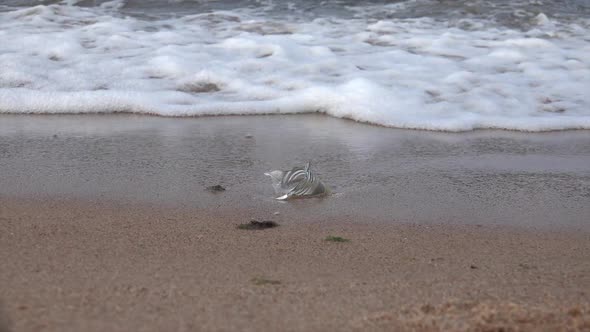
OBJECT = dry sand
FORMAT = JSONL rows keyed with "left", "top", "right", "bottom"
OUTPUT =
{"left": 1, "top": 198, "right": 589, "bottom": 332}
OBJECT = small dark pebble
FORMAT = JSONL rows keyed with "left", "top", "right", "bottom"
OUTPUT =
{"left": 238, "top": 220, "right": 279, "bottom": 230}
{"left": 568, "top": 308, "right": 582, "bottom": 317}
{"left": 518, "top": 263, "right": 536, "bottom": 270}
{"left": 251, "top": 277, "right": 281, "bottom": 285}
{"left": 470, "top": 265, "right": 478, "bottom": 269}
{"left": 207, "top": 184, "right": 226, "bottom": 192}
{"left": 420, "top": 304, "right": 435, "bottom": 314}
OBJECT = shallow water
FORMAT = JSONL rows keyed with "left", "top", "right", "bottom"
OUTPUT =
{"left": 1, "top": 0, "right": 589, "bottom": 131}
{"left": 1, "top": 114, "right": 589, "bottom": 229}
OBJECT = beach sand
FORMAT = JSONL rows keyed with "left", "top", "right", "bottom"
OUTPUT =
{"left": 1, "top": 114, "right": 589, "bottom": 331}
{"left": 1, "top": 198, "right": 589, "bottom": 331}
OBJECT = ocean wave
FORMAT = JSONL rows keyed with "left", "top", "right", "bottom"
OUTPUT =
{"left": 1, "top": 2, "right": 589, "bottom": 131}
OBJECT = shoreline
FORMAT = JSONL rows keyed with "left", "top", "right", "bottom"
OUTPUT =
{"left": 1, "top": 197, "right": 589, "bottom": 331}
{"left": 3, "top": 112, "right": 590, "bottom": 133}
{"left": 1, "top": 114, "right": 589, "bottom": 231}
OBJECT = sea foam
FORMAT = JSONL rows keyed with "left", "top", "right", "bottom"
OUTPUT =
{"left": 1, "top": 2, "right": 589, "bottom": 131}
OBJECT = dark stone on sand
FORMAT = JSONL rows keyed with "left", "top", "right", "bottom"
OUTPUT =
{"left": 251, "top": 277, "right": 281, "bottom": 286}
{"left": 324, "top": 236, "right": 350, "bottom": 243}
{"left": 207, "top": 185, "right": 226, "bottom": 192}
{"left": 420, "top": 304, "right": 435, "bottom": 314}
{"left": 519, "top": 263, "right": 536, "bottom": 270}
{"left": 470, "top": 265, "right": 478, "bottom": 269}
{"left": 238, "top": 220, "right": 279, "bottom": 230}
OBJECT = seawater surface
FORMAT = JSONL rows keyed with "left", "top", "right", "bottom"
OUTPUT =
{"left": 1, "top": 0, "right": 590, "bottom": 131}
{"left": 1, "top": 115, "right": 589, "bottom": 229}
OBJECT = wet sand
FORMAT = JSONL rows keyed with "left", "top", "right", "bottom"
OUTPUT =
{"left": 1, "top": 114, "right": 590, "bottom": 331}
{"left": 1, "top": 114, "right": 590, "bottom": 229}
